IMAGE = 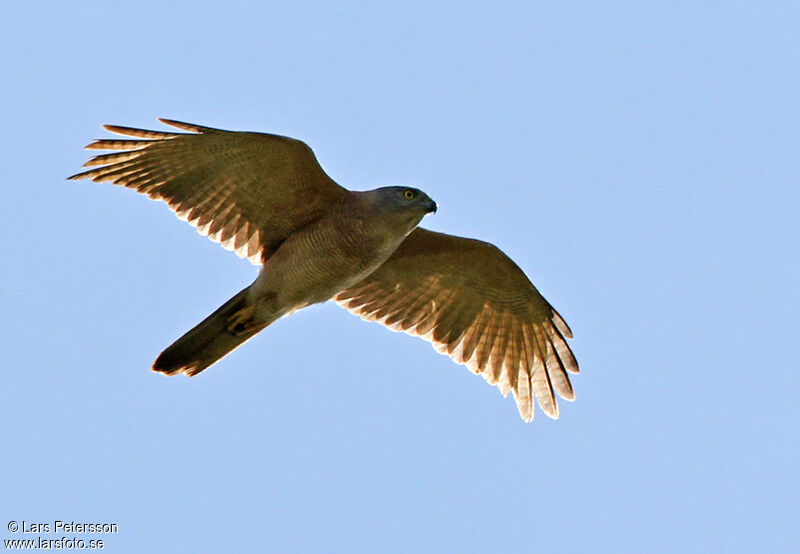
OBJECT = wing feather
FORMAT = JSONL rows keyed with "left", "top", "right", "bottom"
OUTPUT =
{"left": 458, "top": 308, "right": 488, "bottom": 365}
{"left": 85, "top": 139, "right": 153, "bottom": 151}
{"left": 475, "top": 312, "right": 500, "bottom": 376}
{"left": 70, "top": 119, "right": 347, "bottom": 264}
{"left": 492, "top": 312, "right": 512, "bottom": 393}
{"left": 542, "top": 332, "right": 575, "bottom": 401}
{"left": 335, "top": 228, "right": 578, "bottom": 422}
{"left": 104, "top": 124, "right": 175, "bottom": 139}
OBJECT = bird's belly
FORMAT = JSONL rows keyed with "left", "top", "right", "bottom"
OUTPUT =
{"left": 252, "top": 221, "right": 401, "bottom": 313}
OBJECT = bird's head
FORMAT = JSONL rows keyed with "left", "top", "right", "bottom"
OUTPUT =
{"left": 370, "top": 186, "right": 437, "bottom": 213}
{"left": 359, "top": 186, "right": 437, "bottom": 234}
{"left": 365, "top": 187, "right": 436, "bottom": 227}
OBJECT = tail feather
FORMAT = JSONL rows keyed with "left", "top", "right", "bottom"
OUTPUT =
{"left": 153, "top": 287, "right": 271, "bottom": 376}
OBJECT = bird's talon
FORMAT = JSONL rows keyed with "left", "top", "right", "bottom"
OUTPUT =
{"left": 227, "top": 305, "right": 257, "bottom": 335}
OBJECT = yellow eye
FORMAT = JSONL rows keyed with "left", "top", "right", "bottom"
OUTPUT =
{"left": 404, "top": 190, "right": 416, "bottom": 199}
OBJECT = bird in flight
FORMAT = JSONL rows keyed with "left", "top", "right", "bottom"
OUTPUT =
{"left": 69, "top": 119, "right": 579, "bottom": 422}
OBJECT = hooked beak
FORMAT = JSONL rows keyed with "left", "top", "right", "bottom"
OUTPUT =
{"left": 425, "top": 199, "right": 438, "bottom": 214}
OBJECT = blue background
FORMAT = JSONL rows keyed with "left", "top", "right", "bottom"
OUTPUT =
{"left": 2, "top": 2, "right": 798, "bottom": 552}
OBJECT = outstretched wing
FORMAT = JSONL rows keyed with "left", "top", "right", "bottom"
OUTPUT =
{"left": 335, "top": 228, "right": 578, "bottom": 422}
{"left": 69, "top": 119, "right": 348, "bottom": 264}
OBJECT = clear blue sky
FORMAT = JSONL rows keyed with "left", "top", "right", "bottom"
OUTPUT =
{"left": 2, "top": 2, "right": 798, "bottom": 552}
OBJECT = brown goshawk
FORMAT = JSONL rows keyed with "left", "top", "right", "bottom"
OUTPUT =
{"left": 69, "top": 119, "right": 579, "bottom": 422}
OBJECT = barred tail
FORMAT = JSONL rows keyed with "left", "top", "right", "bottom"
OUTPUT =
{"left": 152, "top": 286, "right": 273, "bottom": 376}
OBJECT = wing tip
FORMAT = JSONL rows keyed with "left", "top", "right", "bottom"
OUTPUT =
{"left": 552, "top": 308, "right": 574, "bottom": 338}
{"left": 101, "top": 123, "right": 175, "bottom": 139}
{"left": 516, "top": 398, "right": 535, "bottom": 422}
{"left": 102, "top": 124, "right": 131, "bottom": 135}
{"left": 157, "top": 118, "right": 212, "bottom": 133}
{"left": 542, "top": 404, "right": 560, "bottom": 420}
{"left": 518, "top": 391, "right": 560, "bottom": 422}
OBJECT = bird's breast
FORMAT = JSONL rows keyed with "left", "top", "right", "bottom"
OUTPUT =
{"left": 254, "top": 213, "right": 406, "bottom": 309}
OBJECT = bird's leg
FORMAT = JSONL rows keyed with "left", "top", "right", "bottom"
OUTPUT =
{"left": 226, "top": 305, "right": 258, "bottom": 336}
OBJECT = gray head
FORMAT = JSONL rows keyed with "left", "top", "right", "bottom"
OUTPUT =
{"left": 355, "top": 186, "right": 437, "bottom": 232}
{"left": 359, "top": 187, "right": 436, "bottom": 212}
{"left": 373, "top": 186, "right": 437, "bottom": 213}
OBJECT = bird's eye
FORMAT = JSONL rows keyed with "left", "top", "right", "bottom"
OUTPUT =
{"left": 404, "top": 190, "right": 416, "bottom": 199}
